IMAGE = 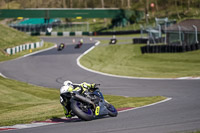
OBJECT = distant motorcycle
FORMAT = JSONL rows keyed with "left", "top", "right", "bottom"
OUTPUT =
{"left": 60, "top": 84, "right": 118, "bottom": 121}
{"left": 57, "top": 43, "right": 65, "bottom": 51}
{"left": 74, "top": 41, "right": 83, "bottom": 49}
{"left": 75, "top": 39, "right": 83, "bottom": 49}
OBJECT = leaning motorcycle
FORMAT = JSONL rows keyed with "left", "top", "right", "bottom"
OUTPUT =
{"left": 74, "top": 41, "right": 83, "bottom": 49}
{"left": 60, "top": 84, "right": 118, "bottom": 121}
{"left": 57, "top": 43, "right": 65, "bottom": 51}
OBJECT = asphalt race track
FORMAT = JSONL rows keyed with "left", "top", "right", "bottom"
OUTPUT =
{"left": 0, "top": 37, "right": 200, "bottom": 133}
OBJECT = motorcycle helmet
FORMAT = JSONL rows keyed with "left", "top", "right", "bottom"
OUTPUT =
{"left": 60, "top": 85, "right": 74, "bottom": 94}
{"left": 63, "top": 80, "right": 72, "bottom": 86}
{"left": 60, "top": 86, "right": 69, "bottom": 94}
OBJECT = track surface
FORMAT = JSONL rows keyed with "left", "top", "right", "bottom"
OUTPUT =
{"left": 0, "top": 37, "right": 200, "bottom": 133}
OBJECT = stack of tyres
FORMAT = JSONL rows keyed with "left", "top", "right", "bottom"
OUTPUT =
{"left": 57, "top": 32, "right": 63, "bottom": 36}
{"left": 186, "top": 45, "right": 191, "bottom": 51}
{"left": 195, "top": 43, "right": 199, "bottom": 50}
{"left": 160, "top": 45, "right": 165, "bottom": 53}
{"left": 195, "top": 43, "right": 200, "bottom": 50}
{"left": 190, "top": 44, "right": 196, "bottom": 51}
{"left": 140, "top": 43, "right": 200, "bottom": 54}
{"left": 140, "top": 46, "right": 145, "bottom": 54}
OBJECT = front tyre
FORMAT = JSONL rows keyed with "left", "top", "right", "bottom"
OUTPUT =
{"left": 71, "top": 100, "right": 94, "bottom": 121}
{"left": 105, "top": 103, "right": 118, "bottom": 117}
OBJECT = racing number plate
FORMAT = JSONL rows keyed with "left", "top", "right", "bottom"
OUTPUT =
{"left": 95, "top": 106, "right": 100, "bottom": 116}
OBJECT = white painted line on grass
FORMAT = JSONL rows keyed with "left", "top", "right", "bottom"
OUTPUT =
{"left": 0, "top": 73, "right": 7, "bottom": 78}
{"left": 118, "top": 97, "right": 172, "bottom": 113}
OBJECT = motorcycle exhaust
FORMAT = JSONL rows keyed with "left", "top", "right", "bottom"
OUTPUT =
{"left": 73, "top": 93, "right": 96, "bottom": 109}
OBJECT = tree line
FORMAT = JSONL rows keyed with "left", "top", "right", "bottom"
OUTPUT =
{"left": 1, "top": 0, "right": 200, "bottom": 9}
{"left": 1, "top": 0, "right": 200, "bottom": 21}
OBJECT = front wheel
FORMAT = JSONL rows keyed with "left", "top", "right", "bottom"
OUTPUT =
{"left": 105, "top": 102, "right": 118, "bottom": 117}
{"left": 71, "top": 100, "right": 94, "bottom": 121}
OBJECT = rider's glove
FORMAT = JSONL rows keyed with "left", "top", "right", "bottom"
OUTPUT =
{"left": 91, "top": 83, "right": 96, "bottom": 88}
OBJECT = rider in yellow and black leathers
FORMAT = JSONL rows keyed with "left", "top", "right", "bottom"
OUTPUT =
{"left": 60, "top": 80, "right": 97, "bottom": 118}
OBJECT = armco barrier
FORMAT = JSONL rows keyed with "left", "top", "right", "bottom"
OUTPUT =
{"left": 5, "top": 40, "right": 44, "bottom": 55}
{"left": 141, "top": 43, "right": 200, "bottom": 54}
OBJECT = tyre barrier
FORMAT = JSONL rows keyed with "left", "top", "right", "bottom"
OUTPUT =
{"left": 95, "top": 30, "right": 141, "bottom": 36}
{"left": 133, "top": 37, "right": 165, "bottom": 44}
{"left": 4, "top": 40, "right": 44, "bottom": 55}
{"left": 29, "top": 31, "right": 93, "bottom": 36}
{"left": 141, "top": 43, "right": 200, "bottom": 54}
{"left": 133, "top": 38, "right": 148, "bottom": 44}
{"left": 29, "top": 30, "right": 141, "bottom": 36}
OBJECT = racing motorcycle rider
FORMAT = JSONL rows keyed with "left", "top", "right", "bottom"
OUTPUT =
{"left": 60, "top": 80, "right": 98, "bottom": 118}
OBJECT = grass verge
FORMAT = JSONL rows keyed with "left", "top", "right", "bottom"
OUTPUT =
{"left": 0, "top": 23, "right": 55, "bottom": 62}
{"left": 0, "top": 24, "right": 39, "bottom": 48}
{"left": 0, "top": 76, "right": 166, "bottom": 126}
{"left": 80, "top": 44, "right": 200, "bottom": 78}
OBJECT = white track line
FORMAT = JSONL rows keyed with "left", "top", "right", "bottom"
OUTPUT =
{"left": 76, "top": 41, "right": 200, "bottom": 80}
{"left": 21, "top": 45, "right": 56, "bottom": 58}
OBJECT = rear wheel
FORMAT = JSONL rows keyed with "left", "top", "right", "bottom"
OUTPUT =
{"left": 71, "top": 100, "right": 94, "bottom": 121}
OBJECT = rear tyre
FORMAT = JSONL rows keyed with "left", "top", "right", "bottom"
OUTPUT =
{"left": 71, "top": 100, "right": 94, "bottom": 121}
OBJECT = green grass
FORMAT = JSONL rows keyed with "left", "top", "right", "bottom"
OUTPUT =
{"left": 0, "top": 76, "right": 63, "bottom": 126}
{"left": 80, "top": 44, "right": 200, "bottom": 78}
{"left": 179, "top": 131, "right": 200, "bottom": 133}
{"left": 0, "top": 23, "right": 54, "bottom": 62}
{"left": 0, "top": 24, "right": 39, "bottom": 49}
{"left": 0, "top": 76, "right": 166, "bottom": 126}
{"left": 104, "top": 95, "right": 166, "bottom": 109}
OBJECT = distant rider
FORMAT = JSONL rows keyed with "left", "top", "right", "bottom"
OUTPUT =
{"left": 60, "top": 80, "right": 97, "bottom": 118}
{"left": 78, "top": 39, "right": 83, "bottom": 47}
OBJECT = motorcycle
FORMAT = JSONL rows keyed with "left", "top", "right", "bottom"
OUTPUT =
{"left": 57, "top": 43, "right": 65, "bottom": 51}
{"left": 60, "top": 84, "right": 118, "bottom": 121}
{"left": 74, "top": 41, "right": 83, "bottom": 49}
